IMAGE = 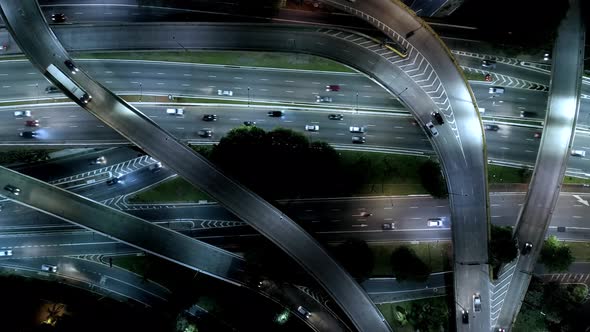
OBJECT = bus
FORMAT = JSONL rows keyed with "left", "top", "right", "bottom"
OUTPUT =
{"left": 45, "top": 64, "right": 92, "bottom": 104}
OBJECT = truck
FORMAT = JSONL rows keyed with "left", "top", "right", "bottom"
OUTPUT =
{"left": 45, "top": 64, "right": 92, "bottom": 104}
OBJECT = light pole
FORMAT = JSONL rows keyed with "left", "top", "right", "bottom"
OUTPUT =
{"left": 35, "top": 83, "right": 39, "bottom": 104}
{"left": 139, "top": 82, "right": 142, "bottom": 102}
{"left": 172, "top": 36, "right": 187, "bottom": 52}
{"left": 247, "top": 87, "right": 250, "bottom": 108}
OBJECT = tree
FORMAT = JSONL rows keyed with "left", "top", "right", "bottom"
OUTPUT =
{"left": 406, "top": 298, "right": 449, "bottom": 331}
{"left": 489, "top": 225, "right": 517, "bottom": 278}
{"left": 418, "top": 160, "right": 447, "bottom": 198}
{"left": 390, "top": 246, "right": 431, "bottom": 282}
{"left": 332, "top": 239, "right": 374, "bottom": 281}
{"left": 540, "top": 236, "right": 574, "bottom": 272}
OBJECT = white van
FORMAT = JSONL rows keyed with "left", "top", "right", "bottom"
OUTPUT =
{"left": 166, "top": 108, "right": 184, "bottom": 116}
{"left": 571, "top": 150, "right": 586, "bottom": 157}
{"left": 489, "top": 87, "right": 505, "bottom": 94}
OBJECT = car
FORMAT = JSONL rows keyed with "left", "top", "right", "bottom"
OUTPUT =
{"left": 198, "top": 129, "right": 212, "bottom": 138}
{"left": 325, "top": 85, "right": 340, "bottom": 92}
{"left": 14, "top": 110, "right": 31, "bottom": 118}
{"left": 106, "top": 177, "right": 121, "bottom": 186}
{"left": 0, "top": 249, "right": 12, "bottom": 256}
{"left": 352, "top": 136, "right": 366, "bottom": 144}
{"left": 243, "top": 121, "right": 256, "bottom": 126}
{"left": 360, "top": 212, "right": 373, "bottom": 217}
{"left": 316, "top": 96, "right": 332, "bottom": 103}
{"left": 217, "top": 89, "right": 233, "bottom": 96}
{"left": 166, "top": 108, "right": 184, "bottom": 116}
{"left": 484, "top": 73, "right": 492, "bottom": 81}
{"left": 267, "top": 110, "right": 284, "bottom": 117}
{"left": 4, "top": 185, "right": 21, "bottom": 196}
{"left": 473, "top": 293, "right": 481, "bottom": 312}
{"left": 382, "top": 222, "right": 395, "bottom": 230}
{"left": 19, "top": 131, "right": 39, "bottom": 138}
{"left": 520, "top": 111, "right": 537, "bottom": 118}
{"left": 489, "top": 87, "right": 505, "bottom": 94}
{"left": 202, "top": 114, "right": 217, "bottom": 121}
{"left": 329, "top": 114, "right": 343, "bottom": 120}
{"left": 45, "top": 85, "right": 59, "bottom": 93}
{"left": 522, "top": 242, "right": 533, "bottom": 255}
{"left": 497, "top": 328, "right": 506, "bottom": 332}
{"left": 149, "top": 162, "right": 163, "bottom": 173}
{"left": 425, "top": 121, "right": 438, "bottom": 137}
{"left": 349, "top": 126, "right": 365, "bottom": 133}
{"left": 64, "top": 59, "right": 79, "bottom": 74}
{"left": 51, "top": 13, "right": 66, "bottom": 23}
{"left": 484, "top": 124, "right": 500, "bottom": 131}
{"left": 297, "top": 306, "right": 311, "bottom": 319}
{"left": 462, "top": 310, "right": 469, "bottom": 324}
{"left": 305, "top": 125, "right": 319, "bottom": 132}
{"left": 571, "top": 150, "right": 586, "bottom": 157}
{"left": 543, "top": 52, "right": 551, "bottom": 61}
{"left": 427, "top": 218, "right": 443, "bottom": 227}
{"left": 482, "top": 59, "right": 496, "bottom": 68}
{"left": 25, "top": 120, "right": 40, "bottom": 127}
{"left": 431, "top": 111, "right": 444, "bottom": 125}
{"left": 41, "top": 264, "right": 58, "bottom": 273}
{"left": 534, "top": 132, "right": 542, "bottom": 138}
{"left": 90, "top": 156, "right": 107, "bottom": 165}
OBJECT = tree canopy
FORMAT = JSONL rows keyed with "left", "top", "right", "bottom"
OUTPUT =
{"left": 540, "top": 236, "right": 574, "bottom": 273}
{"left": 418, "top": 160, "right": 447, "bottom": 198}
{"left": 332, "top": 239, "right": 375, "bottom": 281}
{"left": 489, "top": 225, "right": 517, "bottom": 278}
{"left": 390, "top": 246, "right": 431, "bottom": 282}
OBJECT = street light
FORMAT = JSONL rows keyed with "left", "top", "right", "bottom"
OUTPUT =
{"left": 247, "top": 87, "right": 250, "bottom": 108}
{"left": 139, "top": 82, "right": 142, "bottom": 102}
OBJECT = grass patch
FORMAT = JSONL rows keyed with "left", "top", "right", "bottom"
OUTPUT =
{"left": 377, "top": 297, "right": 450, "bottom": 331}
{"left": 339, "top": 151, "right": 430, "bottom": 195}
{"left": 77, "top": 50, "right": 355, "bottom": 72}
{"left": 370, "top": 241, "right": 452, "bottom": 276}
{"left": 464, "top": 71, "right": 488, "bottom": 81}
{"left": 566, "top": 242, "right": 590, "bottom": 262}
{"left": 563, "top": 175, "right": 590, "bottom": 185}
{"left": 488, "top": 164, "right": 532, "bottom": 183}
{"left": 127, "top": 176, "right": 212, "bottom": 203}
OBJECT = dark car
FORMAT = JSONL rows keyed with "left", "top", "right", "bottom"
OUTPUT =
{"left": 462, "top": 310, "right": 469, "bottom": 324}
{"left": 534, "top": 132, "right": 542, "bottom": 138}
{"left": 51, "top": 13, "right": 66, "bottom": 23}
{"left": 267, "top": 110, "right": 284, "bottom": 117}
{"left": 106, "top": 178, "right": 119, "bottom": 186}
{"left": 198, "top": 129, "right": 212, "bottom": 138}
{"left": 520, "top": 111, "right": 537, "bottom": 118}
{"left": 64, "top": 59, "right": 79, "bottom": 74}
{"left": 243, "top": 121, "right": 256, "bottom": 126}
{"left": 4, "top": 184, "right": 20, "bottom": 196}
{"left": 522, "top": 242, "right": 533, "bottom": 255}
{"left": 352, "top": 136, "right": 366, "bottom": 144}
{"left": 484, "top": 124, "right": 500, "bottom": 131}
{"left": 19, "top": 131, "right": 38, "bottom": 138}
{"left": 329, "top": 114, "right": 344, "bottom": 120}
{"left": 25, "top": 120, "right": 40, "bottom": 127}
{"left": 482, "top": 59, "right": 496, "bottom": 68}
{"left": 382, "top": 222, "right": 395, "bottom": 230}
{"left": 325, "top": 85, "right": 340, "bottom": 92}
{"left": 45, "top": 86, "right": 59, "bottom": 93}
{"left": 202, "top": 114, "right": 217, "bottom": 122}
{"left": 431, "top": 111, "right": 444, "bottom": 125}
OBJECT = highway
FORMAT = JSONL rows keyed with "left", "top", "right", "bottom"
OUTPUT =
{"left": 1, "top": 2, "right": 392, "bottom": 331}
{"left": 0, "top": 2, "right": 588, "bottom": 331}
{"left": 496, "top": 1, "right": 586, "bottom": 330}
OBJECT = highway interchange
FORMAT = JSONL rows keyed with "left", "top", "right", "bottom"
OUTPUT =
{"left": 0, "top": 1, "right": 588, "bottom": 332}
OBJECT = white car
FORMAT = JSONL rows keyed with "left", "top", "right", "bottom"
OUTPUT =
{"left": 41, "top": 264, "right": 58, "bottom": 273}
{"left": 489, "top": 87, "right": 505, "bottom": 94}
{"left": 217, "top": 89, "right": 233, "bottom": 96}
{"left": 305, "top": 125, "right": 319, "bottom": 131}
{"left": 166, "top": 108, "right": 184, "bottom": 116}
{"left": 91, "top": 156, "right": 107, "bottom": 165}
{"left": 571, "top": 150, "right": 586, "bottom": 157}
{"left": 349, "top": 126, "right": 365, "bottom": 133}
{"left": 473, "top": 293, "right": 482, "bottom": 312}
{"left": 425, "top": 121, "right": 438, "bottom": 137}
{"left": 0, "top": 249, "right": 12, "bottom": 256}
{"left": 427, "top": 218, "right": 444, "bottom": 227}
{"left": 14, "top": 110, "right": 31, "bottom": 117}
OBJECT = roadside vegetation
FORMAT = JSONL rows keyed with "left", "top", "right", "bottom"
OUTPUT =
{"left": 378, "top": 297, "right": 450, "bottom": 331}
{"left": 0, "top": 272, "right": 172, "bottom": 332}
{"left": 0, "top": 149, "right": 51, "bottom": 165}
{"left": 513, "top": 277, "right": 589, "bottom": 331}
{"left": 78, "top": 50, "right": 354, "bottom": 73}
{"left": 540, "top": 236, "right": 575, "bottom": 272}
{"left": 489, "top": 225, "right": 518, "bottom": 279}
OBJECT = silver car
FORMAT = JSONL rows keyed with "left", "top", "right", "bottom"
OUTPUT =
{"left": 425, "top": 122, "right": 438, "bottom": 137}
